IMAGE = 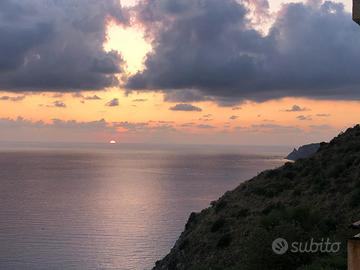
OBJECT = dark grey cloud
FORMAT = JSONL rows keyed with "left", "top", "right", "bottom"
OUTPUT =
{"left": 0, "top": 95, "right": 25, "bottom": 102}
{"left": 199, "top": 114, "right": 213, "bottom": 121}
{"left": 127, "top": 0, "right": 360, "bottom": 103}
{"left": 53, "top": 101, "right": 66, "bottom": 108}
{"left": 84, "top": 95, "right": 102, "bottom": 100}
{"left": 164, "top": 89, "right": 213, "bottom": 103}
{"left": 284, "top": 105, "right": 308, "bottom": 112}
{"left": 113, "top": 121, "right": 177, "bottom": 133}
{"left": 297, "top": 115, "right": 312, "bottom": 121}
{"left": 169, "top": 103, "right": 202, "bottom": 112}
{"left": 39, "top": 100, "right": 66, "bottom": 108}
{"left": 113, "top": 121, "right": 149, "bottom": 131}
{"left": 106, "top": 98, "right": 119, "bottom": 107}
{"left": 0, "top": 0, "right": 126, "bottom": 92}
{"left": 196, "top": 124, "right": 215, "bottom": 129}
{"left": 50, "top": 118, "right": 111, "bottom": 130}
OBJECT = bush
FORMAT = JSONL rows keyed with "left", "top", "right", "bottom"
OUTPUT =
{"left": 237, "top": 208, "right": 250, "bottom": 218}
{"left": 179, "top": 238, "right": 189, "bottom": 250}
{"left": 214, "top": 200, "right": 227, "bottom": 213}
{"left": 217, "top": 233, "right": 233, "bottom": 248}
{"left": 327, "top": 163, "right": 346, "bottom": 178}
{"left": 211, "top": 218, "right": 226, "bottom": 233}
{"left": 185, "top": 212, "right": 198, "bottom": 230}
{"left": 266, "top": 169, "right": 280, "bottom": 178}
{"left": 350, "top": 190, "right": 360, "bottom": 208}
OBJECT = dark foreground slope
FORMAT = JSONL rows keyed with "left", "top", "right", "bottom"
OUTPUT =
{"left": 154, "top": 125, "right": 360, "bottom": 270}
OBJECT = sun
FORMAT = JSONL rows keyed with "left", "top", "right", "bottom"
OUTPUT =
{"left": 110, "top": 140, "right": 117, "bottom": 144}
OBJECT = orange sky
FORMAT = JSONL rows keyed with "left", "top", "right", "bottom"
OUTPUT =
{"left": 0, "top": 0, "right": 356, "bottom": 145}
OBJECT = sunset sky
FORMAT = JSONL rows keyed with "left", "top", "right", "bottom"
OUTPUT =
{"left": 0, "top": 0, "right": 358, "bottom": 146}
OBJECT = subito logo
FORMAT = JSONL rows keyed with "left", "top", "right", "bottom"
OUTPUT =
{"left": 272, "top": 238, "right": 289, "bottom": 255}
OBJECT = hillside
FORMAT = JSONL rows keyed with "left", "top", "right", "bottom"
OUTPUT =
{"left": 153, "top": 125, "right": 360, "bottom": 270}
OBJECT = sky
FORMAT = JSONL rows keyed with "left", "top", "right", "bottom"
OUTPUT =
{"left": 0, "top": 0, "right": 358, "bottom": 146}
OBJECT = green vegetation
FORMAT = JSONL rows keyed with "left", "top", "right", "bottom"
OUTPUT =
{"left": 153, "top": 125, "right": 360, "bottom": 270}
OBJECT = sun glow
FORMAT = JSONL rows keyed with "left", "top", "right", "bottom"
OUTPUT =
{"left": 105, "top": 22, "right": 152, "bottom": 75}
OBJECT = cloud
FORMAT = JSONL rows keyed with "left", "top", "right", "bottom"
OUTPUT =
{"left": 285, "top": 105, "right": 308, "bottom": 112}
{"left": 316, "top": 113, "right": 331, "bottom": 117}
{"left": 196, "top": 124, "right": 215, "bottom": 129}
{"left": 309, "top": 124, "right": 333, "bottom": 130}
{"left": 180, "top": 122, "right": 196, "bottom": 128}
{"left": 164, "top": 89, "right": 213, "bottom": 103}
{"left": 199, "top": 114, "right": 213, "bottom": 121}
{"left": 0, "top": 95, "right": 25, "bottom": 102}
{"left": 127, "top": 0, "right": 360, "bottom": 103}
{"left": 52, "top": 93, "right": 64, "bottom": 98}
{"left": 250, "top": 123, "right": 302, "bottom": 133}
{"left": 73, "top": 93, "right": 102, "bottom": 100}
{"left": 132, "top": 98, "right": 148, "bottom": 102}
{"left": 53, "top": 101, "right": 66, "bottom": 108}
{"left": 297, "top": 115, "right": 312, "bottom": 121}
{"left": 113, "top": 121, "right": 177, "bottom": 136}
{"left": 0, "top": 117, "right": 117, "bottom": 142}
{"left": 84, "top": 95, "right": 102, "bottom": 100}
{"left": 229, "top": 115, "right": 238, "bottom": 120}
{"left": 40, "top": 100, "right": 67, "bottom": 108}
{"left": 113, "top": 121, "right": 149, "bottom": 131}
{"left": 0, "top": 0, "right": 126, "bottom": 92}
{"left": 106, "top": 98, "right": 119, "bottom": 107}
{"left": 169, "top": 103, "right": 202, "bottom": 112}
{"left": 0, "top": 116, "right": 339, "bottom": 145}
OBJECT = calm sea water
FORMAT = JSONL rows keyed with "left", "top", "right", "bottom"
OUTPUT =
{"left": 0, "top": 143, "right": 288, "bottom": 270}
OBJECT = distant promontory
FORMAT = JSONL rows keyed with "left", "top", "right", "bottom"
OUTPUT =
{"left": 285, "top": 143, "right": 320, "bottom": 161}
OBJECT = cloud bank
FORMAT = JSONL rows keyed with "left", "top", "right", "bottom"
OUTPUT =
{"left": 0, "top": 0, "right": 126, "bottom": 92}
{"left": 1, "top": 0, "right": 359, "bottom": 105}
{"left": 127, "top": 0, "right": 360, "bottom": 103}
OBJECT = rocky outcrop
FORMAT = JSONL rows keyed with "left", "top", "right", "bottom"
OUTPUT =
{"left": 286, "top": 143, "right": 320, "bottom": 161}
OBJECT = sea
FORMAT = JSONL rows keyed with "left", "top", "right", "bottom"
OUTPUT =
{"left": 0, "top": 143, "right": 289, "bottom": 270}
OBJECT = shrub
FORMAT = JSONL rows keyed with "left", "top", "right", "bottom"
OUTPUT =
{"left": 179, "top": 238, "right": 189, "bottom": 250}
{"left": 214, "top": 200, "right": 227, "bottom": 213}
{"left": 185, "top": 212, "right": 198, "bottom": 230}
{"left": 217, "top": 233, "right": 233, "bottom": 248}
{"left": 293, "top": 188, "right": 302, "bottom": 196}
{"left": 327, "top": 163, "right": 346, "bottom": 178}
{"left": 237, "top": 208, "right": 250, "bottom": 218}
{"left": 211, "top": 218, "right": 226, "bottom": 233}
{"left": 266, "top": 169, "right": 280, "bottom": 178}
{"left": 350, "top": 190, "right": 360, "bottom": 208}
